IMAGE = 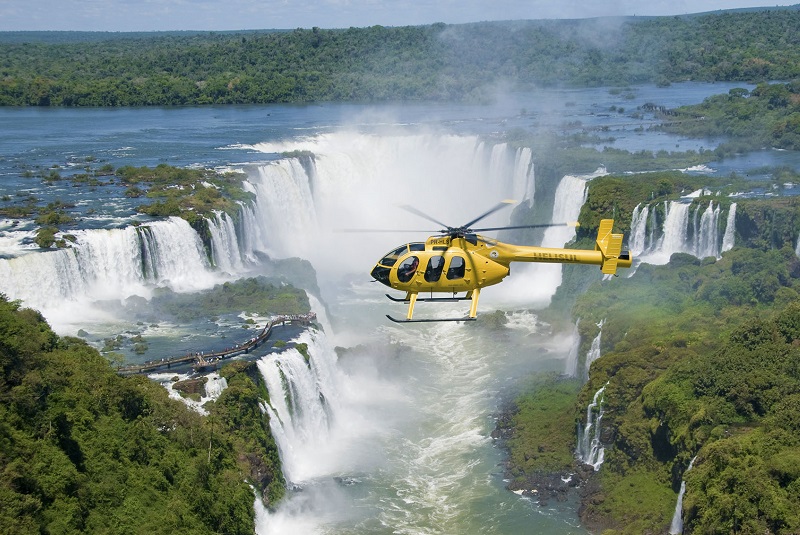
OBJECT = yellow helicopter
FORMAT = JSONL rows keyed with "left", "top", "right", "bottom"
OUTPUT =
{"left": 368, "top": 201, "right": 632, "bottom": 323}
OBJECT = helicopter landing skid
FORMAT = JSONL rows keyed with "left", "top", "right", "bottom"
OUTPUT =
{"left": 385, "top": 293, "right": 470, "bottom": 303}
{"left": 386, "top": 315, "right": 477, "bottom": 324}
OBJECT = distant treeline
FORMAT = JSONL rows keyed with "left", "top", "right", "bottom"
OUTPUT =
{"left": 1, "top": 8, "right": 800, "bottom": 106}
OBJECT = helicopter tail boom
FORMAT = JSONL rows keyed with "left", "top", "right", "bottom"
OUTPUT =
{"left": 497, "top": 219, "right": 632, "bottom": 275}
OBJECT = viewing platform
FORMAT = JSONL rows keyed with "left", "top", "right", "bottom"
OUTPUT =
{"left": 117, "top": 312, "right": 317, "bottom": 376}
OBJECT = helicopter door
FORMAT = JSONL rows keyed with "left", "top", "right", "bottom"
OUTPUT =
{"left": 424, "top": 256, "right": 445, "bottom": 282}
{"left": 397, "top": 256, "right": 419, "bottom": 283}
{"left": 446, "top": 256, "right": 466, "bottom": 280}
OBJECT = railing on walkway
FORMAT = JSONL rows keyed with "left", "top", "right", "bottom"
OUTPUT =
{"left": 117, "top": 312, "right": 316, "bottom": 375}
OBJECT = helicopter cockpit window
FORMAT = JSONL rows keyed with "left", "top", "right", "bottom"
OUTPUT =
{"left": 380, "top": 245, "right": 408, "bottom": 267}
{"left": 446, "top": 256, "right": 466, "bottom": 280}
{"left": 397, "top": 256, "right": 419, "bottom": 283}
{"left": 409, "top": 242, "right": 425, "bottom": 252}
{"left": 424, "top": 256, "right": 445, "bottom": 283}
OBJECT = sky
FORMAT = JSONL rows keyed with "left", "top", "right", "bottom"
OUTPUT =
{"left": 1, "top": 0, "right": 797, "bottom": 32}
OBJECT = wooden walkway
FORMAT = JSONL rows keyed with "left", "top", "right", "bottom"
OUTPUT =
{"left": 117, "top": 312, "right": 317, "bottom": 375}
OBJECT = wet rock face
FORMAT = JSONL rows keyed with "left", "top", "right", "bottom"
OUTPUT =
{"left": 173, "top": 376, "right": 208, "bottom": 396}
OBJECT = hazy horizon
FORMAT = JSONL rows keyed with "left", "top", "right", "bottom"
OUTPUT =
{"left": 2, "top": 1, "right": 798, "bottom": 33}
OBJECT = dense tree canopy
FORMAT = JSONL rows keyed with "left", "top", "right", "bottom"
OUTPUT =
{"left": 2, "top": 8, "right": 800, "bottom": 106}
{"left": 506, "top": 178, "right": 800, "bottom": 533}
{"left": 0, "top": 295, "right": 283, "bottom": 533}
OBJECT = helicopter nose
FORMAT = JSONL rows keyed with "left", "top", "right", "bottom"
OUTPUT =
{"left": 371, "top": 264, "right": 391, "bottom": 286}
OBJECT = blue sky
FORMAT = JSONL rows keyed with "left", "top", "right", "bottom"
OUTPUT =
{"left": 2, "top": 0, "right": 797, "bottom": 32}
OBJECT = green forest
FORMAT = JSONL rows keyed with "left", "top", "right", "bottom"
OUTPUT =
{"left": 2, "top": 8, "right": 800, "bottom": 106}
{"left": 0, "top": 296, "right": 287, "bottom": 534}
{"left": 505, "top": 175, "right": 800, "bottom": 534}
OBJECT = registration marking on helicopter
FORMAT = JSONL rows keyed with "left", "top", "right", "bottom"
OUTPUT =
{"left": 532, "top": 252, "right": 579, "bottom": 261}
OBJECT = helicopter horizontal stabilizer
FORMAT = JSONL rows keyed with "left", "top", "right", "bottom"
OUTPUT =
{"left": 386, "top": 315, "right": 477, "bottom": 324}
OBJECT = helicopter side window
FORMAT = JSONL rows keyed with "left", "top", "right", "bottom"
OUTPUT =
{"left": 424, "top": 256, "right": 445, "bottom": 283}
{"left": 446, "top": 256, "right": 466, "bottom": 280}
{"left": 397, "top": 256, "right": 419, "bottom": 283}
{"left": 409, "top": 242, "right": 425, "bottom": 252}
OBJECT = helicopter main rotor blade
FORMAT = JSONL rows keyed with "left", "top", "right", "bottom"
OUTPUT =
{"left": 398, "top": 205, "right": 451, "bottom": 230}
{"left": 336, "top": 228, "right": 436, "bottom": 233}
{"left": 461, "top": 200, "right": 516, "bottom": 229}
{"left": 470, "top": 221, "right": 579, "bottom": 232}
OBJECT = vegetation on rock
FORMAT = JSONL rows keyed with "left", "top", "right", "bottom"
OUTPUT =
{"left": 0, "top": 295, "right": 283, "bottom": 534}
{"left": 504, "top": 191, "right": 800, "bottom": 533}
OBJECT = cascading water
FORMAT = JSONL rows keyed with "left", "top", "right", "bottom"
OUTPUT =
{"left": 631, "top": 201, "right": 737, "bottom": 265}
{"left": 584, "top": 320, "right": 604, "bottom": 380}
{"left": 630, "top": 204, "right": 649, "bottom": 256}
{"left": 577, "top": 381, "right": 609, "bottom": 471}
{"left": 721, "top": 203, "right": 737, "bottom": 253}
{"left": 257, "top": 329, "right": 341, "bottom": 484}
{"left": 565, "top": 319, "right": 581, "bottom": 377}
{"left": 659, "top": 201, "right": 691, "bottom": 260}
{"left": 208, "top": 210, "right": 245, "bottom": 273}
{"left": 491, "top": 171, "right": 591, "bottom": 306}
{"left": 0, "top": 217, "right": 218, "bottom": 324}
{"left": 242, "top": 132, "right": 539, "bottom": 279}
{"left": 669, "top": 456, "right": 698, "bottom": 534}
{"left": 694, "top": 201, "right": 720, "bottom": 259}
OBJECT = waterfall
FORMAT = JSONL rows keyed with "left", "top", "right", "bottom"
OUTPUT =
{"left": 512, "top": 147, "right": 535, "bottom": 204}
{"left": 208, "top": 210, "right": 245, "bottom": 273}
{"left": 0, "top": 217, "right": 217, "bottom": 319}
{"left": 669, "top": 456, "right": 698, "bottom": 534}
{"left": 695, "top": 201, "right": 720, "bottom": 259}
{"left": 630, "top": 203, "right": 649, "bottom": 256}
{"left": 542, "top": 174, "right": 588, "bottom": 247}
{"left": 634, "top": 200, "right": 736, "bottom": 266}
{"left": 577, "top": 381, "right": 609, "bottom": 470}
{"left": 245, "top": 132, "right": 542, "bottom": 280}
{"left": 152, "top": 371, "right": 229, "bottom": 416}
{"left": 584, "top": 319, "right": 604, "bottom": 379}
{"left": 1, "top": 131, "right": 543, "bottom": 327}
{"left": 660, "top": 201, "right": 691, "bottom": 258}
{"left": 257, "top": 328, "right": 344, "bottom": 484}
{"left": 721, "top": 203, "right": 736, "bottom": 253}
{"left": 564, "top": 319, "right": 580, "bottom": 377}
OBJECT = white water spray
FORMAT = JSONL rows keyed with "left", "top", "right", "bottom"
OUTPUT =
{"left": 577, "top": 381, "right": 609, "bottom": 470}
{"left": 565, "top": 319, "right": 580, "bottom": 377}
{"left": 633, "top": 201, "right": 736, "bottom": 266}
{"left": 584, "top": 320, "right": 604, "bottom": 379}
{"left": 0, "top": 217, "right": 218, "bottom": 327}
{"left": 669, "top": 455, "right": 698, "bottom": 534}
{"left": 721, "top": 203, "right": 737, "bottom": 253}
{"left": 630, "top": 203, "right": 649, "bottom": 256}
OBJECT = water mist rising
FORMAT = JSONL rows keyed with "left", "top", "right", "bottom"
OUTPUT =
{"left": 243, "top": 132, "right": 538, "bottom": 279}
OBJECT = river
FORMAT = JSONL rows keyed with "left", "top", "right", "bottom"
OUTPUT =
{"left": 1, "top": 82, "right": 797, "bottom": 534}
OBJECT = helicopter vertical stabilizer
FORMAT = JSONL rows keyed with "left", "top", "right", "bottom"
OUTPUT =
{"left": 595, "top": 219, "right": 627, "bottom": 275}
